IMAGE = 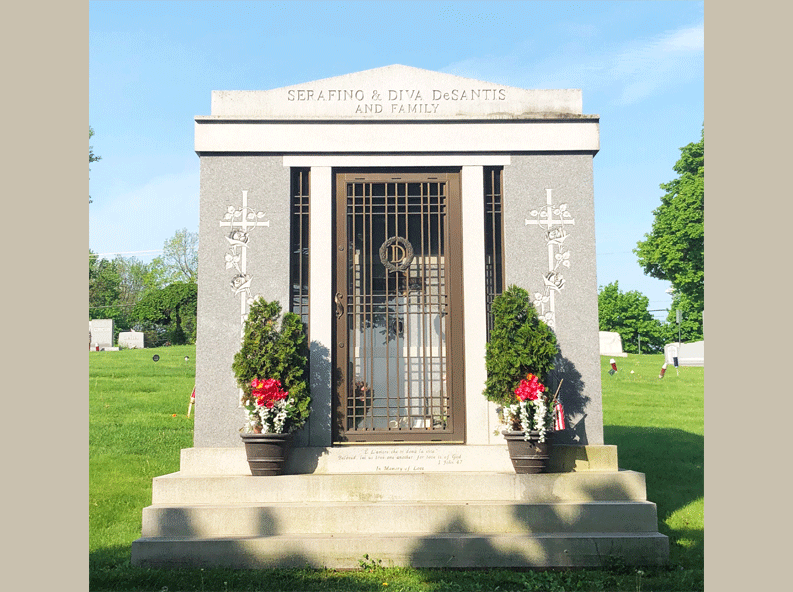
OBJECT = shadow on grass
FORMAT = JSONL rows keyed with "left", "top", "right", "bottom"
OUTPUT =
{"left": 90, "top": 545, "right": 303, "bottom": 591}
{"left": 604, "top": 425, "right": 704, "bottom": 569}
{"left": 91, "top": 543, "right": 322, "bottom": 591}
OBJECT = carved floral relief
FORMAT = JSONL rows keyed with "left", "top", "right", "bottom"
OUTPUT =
{"left": 525, "top": 189, "right": 575, "bottom": 330}
{"left": 219, "top": 191, "right": 270, "bottom": 335}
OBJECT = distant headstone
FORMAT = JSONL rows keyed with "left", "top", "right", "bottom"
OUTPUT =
{"left": 599, "top": 331, "right": 628, "bottom": 357}
{"left": 90, "top": 319, "right": 114, "bottom": 349}
{"left": 664, "top": 341, "right": 704, "bottom": 367}
{"left": 119, "top": 330, "right": 145, "bottom": 349}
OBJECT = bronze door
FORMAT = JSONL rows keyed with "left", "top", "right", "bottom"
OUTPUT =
{"left": 334, "top": 171, "right": 465, "bottom": 443}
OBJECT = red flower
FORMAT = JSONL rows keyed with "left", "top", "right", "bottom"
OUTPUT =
{"left": 514, "top": 373, "right": 545, "bottom": 402}
{"left": 251, "top": 377, "right": 289, "bottom": 407}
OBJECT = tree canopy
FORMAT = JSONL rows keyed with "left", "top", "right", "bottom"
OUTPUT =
{"left": 113, "top": 256, "right": 165, "bottom": 307}
{"left": 89, "top": 249, "right": 194, "bottom": 346}
{"left": 634, "top": 127, "right": 704, "bottom": 340}
{"left": 132, "top": 282, "right": 198, "bottom": 345}
{"left": 89, "top": 252, "right": 136, "bottom": 338}
{"left": 89, "top": 252, "right": 122, "bottom": 317}
{"left": 598, "top": 281, "right": 666, "bottom": 354}
{"left": 151, "top": 228, "right": 198, "bottom": 284}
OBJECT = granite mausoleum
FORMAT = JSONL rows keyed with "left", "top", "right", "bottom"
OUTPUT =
{"left": 132, "top": 66, "right": 668, "bottom": 568}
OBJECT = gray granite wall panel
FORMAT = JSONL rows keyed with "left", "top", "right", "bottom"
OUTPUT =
{"left": 194, "top": 152, "right": 603, "bottom": 448}
{"left": 502, "top": 155, "right": 603, "bottom": 445}
{"left": 195, "top": 156, "right": 291, "bottom": 448}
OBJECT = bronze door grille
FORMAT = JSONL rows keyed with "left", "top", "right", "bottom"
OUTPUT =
{"left": 290, "top": 168, "right": 310, "bottom": 328}
{"left": 334, "top": 172, "right": 464, "bottom": 443}
{"left": 484, "top": 166, "right": 505, "bottom": 339}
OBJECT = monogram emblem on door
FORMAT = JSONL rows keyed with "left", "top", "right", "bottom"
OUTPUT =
{"left": 379, "top": 236, "right": 414, "bottom": 272}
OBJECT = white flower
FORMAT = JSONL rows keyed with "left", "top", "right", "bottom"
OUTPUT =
{"left": 519, "top": 404, "right": 531, "bottom": 437}
{"left": 535, "top": 399, "right": 547, "bottom": 442}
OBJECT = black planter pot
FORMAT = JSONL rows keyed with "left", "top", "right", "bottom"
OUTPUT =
{"left": 240, "top": 432, "right": 292, "bottom": 476}
{"left": 502, "top": 430, "right": 553, "bottom": 474}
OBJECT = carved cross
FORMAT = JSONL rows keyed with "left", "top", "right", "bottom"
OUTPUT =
{"left": 220, "top": 190, "right": 270, "bottom": 334}
{"left": 524, "top": 189, "right": 575, "bottom": 330}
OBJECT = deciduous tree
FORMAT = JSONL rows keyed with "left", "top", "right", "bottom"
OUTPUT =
{"left": 89, "top": 251, "right": 133, "bottom": 338}
{"left": 89, "top": 251, "right": 121, "bottom": 315}
{"left": 132, "top": 282, "right": 198, "bottom": 345}
{"left": 667, "top": 291, "right": 703, "bottom": 344}
{"left": 634, "top": 127, "right": 704, "bottom": 340}
{"left": 598, "top": 281, "right": 666, "bottom": 354}
{"left": 151, "top": 228, "right": 198, "bottom": 284}
{"left": 112, "top": 255, "right": 164, "bottom": 307}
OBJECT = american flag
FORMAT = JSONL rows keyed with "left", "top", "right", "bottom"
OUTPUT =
{"left": 554, "top": 402, "right": 566, "bottom": 431}
{"left": 187, "top": 386, "right": 196, "bottom": 418}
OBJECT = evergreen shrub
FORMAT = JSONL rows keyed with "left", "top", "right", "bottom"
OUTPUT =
{"left": 231, "top": 298, "right": 311, "bottom": 433}
{"left": 484, "top": 285, "right": 558, "bottom": 407}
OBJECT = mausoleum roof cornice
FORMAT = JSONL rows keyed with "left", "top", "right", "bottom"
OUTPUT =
{"left": 194, "top": 119, "right": 600, "bottom": 154}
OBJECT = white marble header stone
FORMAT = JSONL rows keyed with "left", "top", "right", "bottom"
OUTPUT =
{"left": 208, "top": 65, "right": 587, "bottom": 120}
{"left": 195, "top": 121, "right": 599, "bottom": 153}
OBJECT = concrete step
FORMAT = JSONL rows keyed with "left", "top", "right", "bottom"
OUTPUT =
{"left": 141, "top": 500, "right": 661, "bottom": 538}
{"left": 134, "top": 470, "right": 668, "bottom": 568}
{"left": 131, "top": 531, "right": 670, "bottom": 569}
{"left": 151, "top": 470, "right": 649, "bottom": 505}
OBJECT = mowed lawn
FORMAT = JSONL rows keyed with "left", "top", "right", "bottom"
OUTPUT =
{"left": 600, "top": 354, "right": 704, "bottom": 572}
{"left": 89, "top": 347, "right": 703, "bottom": 591}
{"left": 90, "top": 345, "right": 196, "bottom": 566}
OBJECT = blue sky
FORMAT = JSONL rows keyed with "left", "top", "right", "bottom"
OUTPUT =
{"left": 89, "top": 1, "right": 704, "bottom": 319}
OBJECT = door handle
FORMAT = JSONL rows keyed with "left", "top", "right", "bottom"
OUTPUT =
{"left": 335, "top": 292, "right": 344, "bottom": 319}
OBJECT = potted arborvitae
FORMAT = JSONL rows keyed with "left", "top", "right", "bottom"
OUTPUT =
{"left": 232, "top": 297, "right": 310, "bottom": 475}
{"left": 484, "top": 285, "right": 562, "bottom": 473}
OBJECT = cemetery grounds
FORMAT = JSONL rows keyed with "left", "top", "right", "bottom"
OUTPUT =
{"left": 89, "top": 346, "right": 703, "bottom": 591}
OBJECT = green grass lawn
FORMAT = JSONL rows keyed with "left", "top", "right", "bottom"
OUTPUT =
{"left": 90, "top": 345, "right": 196, "bottom": 569}
{"left": 600, "top": 354, "right": 704, "bottom": 576}
{"left": 90, "top": 348, "right": 703, "bottom": 591}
